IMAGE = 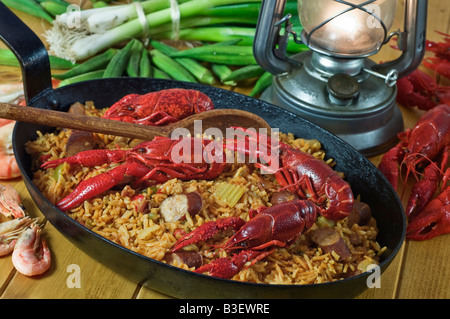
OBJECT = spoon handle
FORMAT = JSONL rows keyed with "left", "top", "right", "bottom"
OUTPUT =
{"left": 0, "top": 103, "right": 167, "bottom": 140}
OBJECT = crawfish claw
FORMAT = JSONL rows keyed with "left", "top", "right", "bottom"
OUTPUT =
{"left": 407, "top": 186, "right": 450, "bottom": 240}
{"left": 171, "top": 217, "right": 245, "bottom": 252}
{"left": 194, "top": 250, "right": 270, "bottom": 279}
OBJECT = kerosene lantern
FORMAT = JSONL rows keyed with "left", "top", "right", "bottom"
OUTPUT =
{"left": 254, "top": 0, "right": 428, "bottom": 156}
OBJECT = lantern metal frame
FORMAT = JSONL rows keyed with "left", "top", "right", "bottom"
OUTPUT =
{"left": 254, "top": 0, "right": 428, "bottom": 156}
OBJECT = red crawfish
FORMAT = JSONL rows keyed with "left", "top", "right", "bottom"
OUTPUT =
{"left": 171, "top": 199, "right": 319, "bottom": 279}
{"left": 41, "top": 137, "right": 226, "bottom": 211}
{"left": 395, "top": 31, "right": 450, "bottom": 110}
{"left": 169, "top": 128, "right": 353, "bottom": 278}
{"left": 407, "top": 185, "right": 450, "bottom": 241}
{"left": 378, "top": 104, "right": 450, "bottom": 240}
{"left": 230, "top": 127, "right": 354, "bottom": 221}
{"left": 396, "top": 68, "right": 450, "bottom": 110}
{"left": 425, "top": 31, "right": 450, "bottom": 62}
{"left": 102, "top": 88, "right": 214, "bottom": 126}
{"left": 423, "top": 57, "right": 450, "bottom": 80}
{"left": 405, "top": 148, "right": 448, "bottom": 218}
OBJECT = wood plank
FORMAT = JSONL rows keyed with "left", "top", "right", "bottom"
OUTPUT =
{"left": 0, "top": 4, "right": 145, "bottom": 299}
{"left": 0, "top": 0, "right": 448, "bottom": 300}
{"left": 367, "top": 0, "right": 450, "bottom": 299}
{"left": 0, "top": 180, "right": 139, "bottom": 299}
{"left": 357, "top": 243, "right": 406, "bottom": 299}
{"left": 137, "top": 286, "right": 171, "bottom": 299}
{"left": 398, "top": 237, "right": 450, "bottom": 299}
{"left": 392, "top": 0, "right": 450, "bottom": 299}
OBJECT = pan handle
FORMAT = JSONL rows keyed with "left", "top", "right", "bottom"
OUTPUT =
{"left": 0, "top": 2, "right": 53, "bottom": 105}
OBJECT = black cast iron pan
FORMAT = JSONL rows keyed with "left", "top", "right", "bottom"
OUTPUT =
{"left": 0, "top": 3, "right": 405, "bottom": 299}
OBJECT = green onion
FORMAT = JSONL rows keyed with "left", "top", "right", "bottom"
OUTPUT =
{"left": 1, "top": 0, "right": 54, "bottom": 23}
{"left": 148, "top": 16, "right": 255, "bottom": 37}
{"left": 203, "top": 1, "right": 298, "bottom": 19}
{"left": 169, "top": 45, "right": 257, "bottom": 65}
{"left": 40, "top": 1, "right": 68, "bottom": 16}
{"left": 35, "top": 0, "right": 69, "bottom": 5}
{"left": 154, "top": 26, "right": 255, "bottom": 47}
{"left": 158, "top": 26, "right": 308, "bottom": 54}
{"left": 45, "top": 0, "right": 261, "bottom": 61}
{"left": 92, "top": 1, "right": 109, "bottom": 8}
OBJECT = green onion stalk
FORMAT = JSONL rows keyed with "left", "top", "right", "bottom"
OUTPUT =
{"left": 45, "top": 0, "right": 261, "bottom": 62}
{"left": 154, "top": 25, "right": 308, "bottom": 53}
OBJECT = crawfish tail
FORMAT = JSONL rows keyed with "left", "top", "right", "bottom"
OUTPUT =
{"left": 194, "top": 250, "right": 271, "bottom": 279}
{"left": 57, "top": 165, "right": 129, "bottom": 211}
{"left": 171, "top": 217, "right": 245, "bottom": 252}
{"left": 224, "top": 199, "right": 318, "bottom": 252}
{"left": 322, "top": 175, "right": 354, "bottom": 221}
{"left": 41, "top": 149, "right": 127, "bottom": 169}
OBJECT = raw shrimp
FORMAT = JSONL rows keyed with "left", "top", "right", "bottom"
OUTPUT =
{"left": 0, "top": 82, "right": 24, "bottom": 105}
{"left": 0, "top": 216, "right": 34, "bottom": 256}
{"left": 11, "top": 223, "right": 51, "bottom": 276}
{"left": 0, "top": 81, "right": 25, "bottom": 180}
{"left": 0, "top": 184, "right": 25, "bottom": 218}
{"left": 0, "top": 122, "right": 21, "bottom": 180}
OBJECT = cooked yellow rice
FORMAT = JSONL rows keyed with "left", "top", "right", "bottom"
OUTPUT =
{"left": 25, "top": 102, "right": 385, "bottom": 284}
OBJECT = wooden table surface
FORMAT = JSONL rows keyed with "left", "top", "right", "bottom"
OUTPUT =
{"left": 0, "top": 0, "right": 448, "bottom": 299}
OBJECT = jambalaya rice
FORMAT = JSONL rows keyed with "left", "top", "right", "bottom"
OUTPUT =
{"left": 25, "top": 101, "right": 386, "bottom": 284}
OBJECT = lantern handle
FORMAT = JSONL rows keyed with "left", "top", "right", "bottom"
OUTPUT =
{"left": 372, "top": 0, "right": 428, "bottom": 78}
{"left": 253, "top": 0, "right": 297, "bottom": 75}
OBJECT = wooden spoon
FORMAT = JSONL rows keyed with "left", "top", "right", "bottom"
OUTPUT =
{"left": 0, "top": 103, "right": 271, "bottom": 140}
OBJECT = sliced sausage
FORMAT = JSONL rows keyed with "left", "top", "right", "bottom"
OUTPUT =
{"left": 164, "top": 251, "right": 203, "bottom": 269}
{"left": 184, "top": 192, "right": 203, "bottom": 216}
{"left": 309, "top": 228, "right": 351, "bottom": 260}
{"left": 67, "top": 101, "right": 86, "bottom": 115}
{"left": 66, "top": 130, "right": 97, "bottom": 157}
{"left": 346, "top": 201, "right": 372, "bottom": 227}
{"left": 160, "top": 192, "right": 203, "bottom": 222}
{"left": 66, "top": 102, "right": 97, "bottom": 156}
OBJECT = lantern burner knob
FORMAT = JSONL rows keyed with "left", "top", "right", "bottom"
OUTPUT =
{"left": 327, "top": 73, "right": 359, "bottom": 106}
